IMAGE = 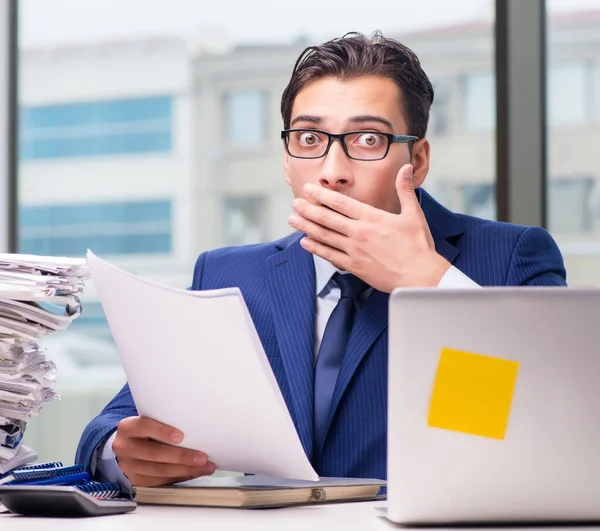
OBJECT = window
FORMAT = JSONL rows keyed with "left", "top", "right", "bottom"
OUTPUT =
{"left": 20, "top": 96, "right": 173, "bottom": 160}
{"left": 429, "top": 79, "right": 451, "bottom": 136}
{"left": 548, "top": 62, "right": 594, "bottom": 126}
{"left": 223, "top": 196, "right": 268, "bottom": 245}
{"left": 224, "top": 91, "right": 267, "bottom": 147}
{"left": 19, "top": 200, "right": 172, "bottom": 256}
{"left": 69, "top": 302, "right": 109, "bottom": 334}
{"left": 548, "top": 178, "right": 594, "bottom": 234}
{"left": 461, "top": 71, "right": 495, "bottom": 131}
{"left": 462, "top": 183, "right": 495, "bottom": 220}
{"left": 547, "top": 3, "right": 600, "bottom": 286}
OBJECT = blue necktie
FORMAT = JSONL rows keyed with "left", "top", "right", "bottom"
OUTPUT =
{"left": 313, "top": 272, "right": 369, "bottom": 462}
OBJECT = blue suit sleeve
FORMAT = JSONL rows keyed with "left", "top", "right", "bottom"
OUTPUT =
{"left": 191, "top": 251, "right": 207, "bottom": 290}
{"left": 75, "top": 383, "right": 138, "bottom": 472}
{"left": 505, "top": 227, "right": 567, "bottom": 286}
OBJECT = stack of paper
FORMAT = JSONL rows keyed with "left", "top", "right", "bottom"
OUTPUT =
{"left": 0, "top": 253, "right": 89, "bottom": 474}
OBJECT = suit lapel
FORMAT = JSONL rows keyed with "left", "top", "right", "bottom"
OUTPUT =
{"left": 431, "top": 229, "right": 460, "bottom": 264}
{"left": 324, "top": 188, "right": 464, "bottom": 442}
{"left": 327, "top": 289, "right": 389, "bottom": 435}
{"left": 266, "top": 234, "right": 315, "bottom": 460}
{"left": 420, "top": 188, "right": 463, "bottom": 265}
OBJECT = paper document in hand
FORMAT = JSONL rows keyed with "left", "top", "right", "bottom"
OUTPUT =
{"left": 86, "top": 250, "right": 318, "bottom": 481}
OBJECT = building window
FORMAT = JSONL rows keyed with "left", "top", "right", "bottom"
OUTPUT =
{"left": 69, "top": 301, "right": 109, "bottom": 336}
{"left": 19, "top": 200, "right": 172, "bottom": 256}
{"left": 548, "top": 62, "right": 594, "bottom": 126}
{"left": 222, "top": 196, "right": 268, "bottom": 245}
{"left": 20, "top": 95, "right": 173, "bottom": 161}
{"left": 462, "top": 183, "right": 495, "bottom": 220}
{"left": 461, "top": 71, "right": 495, "bottom": 132}
{"left": 224, "top": 91, "right": 267, "bottom": 147}
{"left": 548, "top": 177, "right": 594, "bottom": 233}
{"left": 429, "top": 79, "right": 450, "bottom": 136}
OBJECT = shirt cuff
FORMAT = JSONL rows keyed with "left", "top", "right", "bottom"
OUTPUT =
{"left": 437, "top": 265, "right": 481, "bottom": 288}
{"left": 95, "top": 431, "right": 132, "bottom": 491}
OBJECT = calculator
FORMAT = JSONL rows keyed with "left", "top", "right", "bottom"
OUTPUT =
{"left": 0, "top": 485, "right": 137, "bottom": 517}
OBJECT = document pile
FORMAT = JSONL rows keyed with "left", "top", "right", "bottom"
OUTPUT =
{"left": 0, "top": 253, "right": 89, "bottom": 474}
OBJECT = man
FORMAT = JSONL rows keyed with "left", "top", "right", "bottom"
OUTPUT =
{"left": 76, "top": 32, "right": 567, "bottom": 488}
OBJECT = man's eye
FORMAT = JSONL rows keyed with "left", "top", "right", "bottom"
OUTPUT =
{"left": 299, "top": 133, "right": 319, "bottom": 146}
{"left": 357, "top": 133, "right": 383, "bottom": 147}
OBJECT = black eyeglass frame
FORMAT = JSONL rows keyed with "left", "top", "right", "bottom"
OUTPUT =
{"left": 280, "top": 129, "right": 420, "bottom": 161}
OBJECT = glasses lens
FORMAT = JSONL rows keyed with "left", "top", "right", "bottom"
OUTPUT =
{"left": 344, "top": 132, "right": 389, "bottom": 160}
{"left": 286, "top": 130, "right": 328, "bottom": 158}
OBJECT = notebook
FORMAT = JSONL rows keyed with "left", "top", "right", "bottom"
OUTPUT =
{"left": 0, "top": 464, "right": 88, "bottom": 486}
{"left": 0, "top": 459, "right": 60, "bottom": 479}
{"left": 0, "top": 462, "right": 126, "bottom": 500}
{"left": 134, "top": 475, "right": 386, "bottom": 508}
{"left": 75, "top": 481, "right": 126, "bottom": 500}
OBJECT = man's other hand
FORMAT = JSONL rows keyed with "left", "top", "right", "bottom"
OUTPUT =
{"left": 112, "top": 416, "right": 216, "bottom": 487}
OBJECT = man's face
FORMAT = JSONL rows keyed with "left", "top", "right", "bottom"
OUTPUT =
{"left": 283, "top": 75, "right": 430, "bottom": 215}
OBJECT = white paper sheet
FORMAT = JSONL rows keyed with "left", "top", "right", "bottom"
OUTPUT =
{"left": 0, "top": 445, "right": 37, "bottom": 475}
{"left": 86, "top": 250, "right": 319, "bottom": 481}
{"left": 174, "top": 474, "right": 385, "bottom": 489}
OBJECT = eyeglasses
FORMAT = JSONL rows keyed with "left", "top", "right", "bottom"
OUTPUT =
{"left": 281, "top": 129, "right": 419, "bottom": 161}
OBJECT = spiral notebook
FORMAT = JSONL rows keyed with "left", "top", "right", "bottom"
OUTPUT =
{"left": 0, "top": 464, "right": 88, "bottom": 486}
{"left": 0, "top": 460, "right": 61, "bottom": 479}
{"left": 74, "top": 481, "right": 125, "bottom": 500}
{"left": 0, "top": 461, "right": 126, "bottom": 500}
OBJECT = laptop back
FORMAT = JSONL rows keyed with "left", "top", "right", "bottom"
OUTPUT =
{"left": 387, "top": 288, "right": 600, "bottom": 524}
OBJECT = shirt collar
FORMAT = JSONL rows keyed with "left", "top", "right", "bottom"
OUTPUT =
{"left": 313, "top": 254, "right": 343, "bottom": 297}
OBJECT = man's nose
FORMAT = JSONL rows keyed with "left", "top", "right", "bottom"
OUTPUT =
{"left": 319, "top": 139, "right": 354, "bottom": 191}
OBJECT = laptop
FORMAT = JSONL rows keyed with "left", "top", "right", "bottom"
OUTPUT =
{"left": 386, "top": 287, "right": 600, "bottom": 525}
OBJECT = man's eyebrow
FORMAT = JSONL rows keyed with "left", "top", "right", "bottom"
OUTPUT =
{"left": 289, "top": 114, "right": 394, "bottom": 129}
{"left": 348, "top": 115, "right": 394, "bottom": 130}
{"left": 290, "top": 115, "right": 323, "bottom": 127}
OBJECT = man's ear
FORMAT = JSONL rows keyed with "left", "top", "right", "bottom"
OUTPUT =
{"left": 283, "top": 144, "right": 292, "bottom": 186}
{"left": 411, "top": 138, "right": 430, "bottom": 189}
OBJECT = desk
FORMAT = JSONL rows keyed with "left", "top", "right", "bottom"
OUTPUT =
{"left": 2, "top": 502, "right": 600, "bottom": 531}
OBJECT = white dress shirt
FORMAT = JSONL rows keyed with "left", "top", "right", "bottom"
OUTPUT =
{"left": 94, "top": 257, "right": 480, "bottom": 486}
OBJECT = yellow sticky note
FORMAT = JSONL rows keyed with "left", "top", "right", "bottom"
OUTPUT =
{"left": 428, "top": 347, "right": 519, "bottom": 440}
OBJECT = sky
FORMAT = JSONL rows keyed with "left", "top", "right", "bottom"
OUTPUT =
{"left": 19, "top": 0, "right": 600, "bottom": 49}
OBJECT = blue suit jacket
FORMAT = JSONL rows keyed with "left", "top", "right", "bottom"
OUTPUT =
{"left": 75, "top": 189, "right": 567, "bottom": 480}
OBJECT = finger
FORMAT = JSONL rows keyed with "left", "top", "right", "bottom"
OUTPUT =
{"left": 119, "top": 458, "right": 216, "bottom": 479}
{"left": 128, "top": 474, "right": 166, "bottom": 488}
{"left": 118, "top": 416, "right": 184, "bottom": 445}
{"left": 303, "top": 191, "right": 321, "bottom": 206}
{"left": 395, "top": 164, "right": 421, "bottom": 215}
{"left": 303, "top": 184, "right": 366, "bottom": 220}
{"left": 130, "top": 473, "right": 208, "bottom": 488}
{"left": 291, "top": 199, "right": 354, "bottom": 236}
{"left": 113, "top": 436, "right": 208, "bottom": 467}
{"left": 300, "top": 237, "right": 350, "bottom": 270}
{"left": 289, "top": 214, "right": 348, "bottom": 251}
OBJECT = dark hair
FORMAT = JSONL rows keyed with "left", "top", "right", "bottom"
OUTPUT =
{"left": 281, "top": 31, "right": 434, "bottom": 139}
